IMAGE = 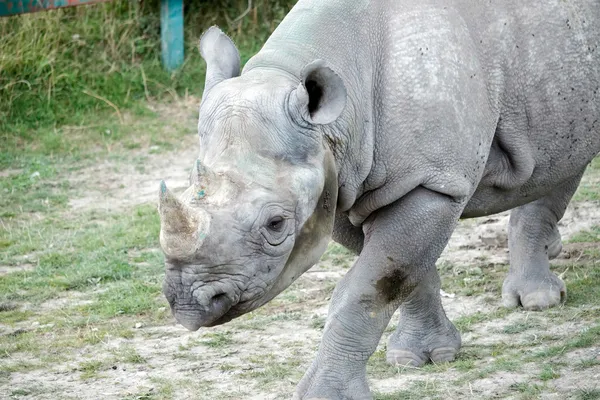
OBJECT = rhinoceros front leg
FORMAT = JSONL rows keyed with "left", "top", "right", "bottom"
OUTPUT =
{"left": 502, "top": 171, "right": 585, "bottom": 310}
{"left": 385, "top": 268, "right": 461, "bottom": 367}
{"left": 294, "top": 188, "right": 464, "bottom": 400}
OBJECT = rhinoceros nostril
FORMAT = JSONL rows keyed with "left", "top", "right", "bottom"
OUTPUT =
{"left": 209, "top": 293, "right": 233, "bottom": 316}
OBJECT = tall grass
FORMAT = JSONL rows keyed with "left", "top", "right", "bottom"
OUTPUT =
{"left": 0, "top": 0, "right": 295, "bottom": 149}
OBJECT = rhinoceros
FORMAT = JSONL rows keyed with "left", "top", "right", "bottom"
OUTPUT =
{"left": 158, "top": 0, "right": 599, "bottom": 398}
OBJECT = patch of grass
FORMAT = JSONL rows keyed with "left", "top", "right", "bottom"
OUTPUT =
{"left": 502, "top": 320, "right": 540, "bottom": 334}
{"left": 201, "top": 332, "right": 234, "bottom": 348}
{"left": 453, "top": 308, "right": 511, "bottom": 332}
{"left": 8, "top": 386, "right": 45, "bottom": 398}
{"left": 565, "top": 263, "right": 600, "bottom": 306}
{"left": 453, "top": 358, "right": 476, "bottom": 372}
{"left": 569, "top": 226, "right": 600, "bottom": 243}
{"left": 539, "top": 364, "right": 560, "bottom": 381}
{"left": 532, "top": 324, "right": 600, "bottom": 359}
{"left": 78, "top": 359, "right": 106, "bottom": 379}
{"left": 577, "top": 388, "right": 600, "bottom": 400}
{"left": 574, "top": 156, "right": 600, "bottom": 201}
{"left": 115, "top": 346, "right": 147, "bottom": 364}
{"left": 0, "top": 330, "right": 42, "bottom": 358}
{"left": 573, "top": 185, "right": 600, "bottom": 202}
{"left": 441, "top": 263, "right": 508, "bottom": 297}
{"left": 367, "top": 349, "right": 402, "bottom": 379}
{"left": 576, "top": 358, "right": 600, "bottom": 370}
{"left": 80, "top": 280, "right": 163, "bottom": 318}
{"left": 310, "top": 316, "right": 326, "bottom": 330}
{"left": 0, "top": 159, "right": 70, "bottom": 217}
{"left": 1, "top": 360, "right": 44, "bottom": 373}
{"left": 509, "top": 382, "right": 544, "bottom": 398}
{"left": 0, "top": 309, "right": 34, "bottom": 324}
{"left": 0, "top": 204, "right": 161, "bottom": 304}
{"left": 241, "top": 355, "right": 303, "bottom": 388}
{"left": 320, "top": 242, "right": 355, "bottom": 268}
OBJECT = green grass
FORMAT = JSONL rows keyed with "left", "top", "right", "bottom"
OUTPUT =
{"left": 531, "top": 325, "right": 600, "bottom": 359}
{"left": 577, "top": 388, "right": 600, "bottom": 400}
{"left": 569, "top": 226, "right": 600, "bottom": 243}
{"left": 201, "top": 332, "right": 234, "bottom": 348}
{"left": 539, "top": 364, "right": 560, "bottom": 381}
{"left": 78, "top": 359, "right": 106, "bottom": 379}
{"left": 573, "top": 156, "right": 600, "bottom": 202}
{"left": 0, "top": 0, "right": 296, "bottom": 156}
{"left": 0, "top": 205, "right": 161, "bottom": 304}
{"left": 502, "top": 320, "right": 540, "bottom": 334}
{"left": 319, "top": 242, "right": 355, "bottom": 268}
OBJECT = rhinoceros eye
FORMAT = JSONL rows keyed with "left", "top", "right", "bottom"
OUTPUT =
{"left": 267, "top": 216, "right": 285, "bottom": 232}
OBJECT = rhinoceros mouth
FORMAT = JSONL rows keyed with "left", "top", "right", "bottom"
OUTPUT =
{"left": 172, "top": 293, "right": 237, "bottom": 330}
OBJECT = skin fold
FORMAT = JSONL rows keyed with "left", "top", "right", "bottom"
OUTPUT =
{"left": 157, "top": 0, "right": 600, "bottom": 398}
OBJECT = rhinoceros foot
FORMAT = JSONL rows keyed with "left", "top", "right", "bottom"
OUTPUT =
{"left": 502, "top": 271, "right": 567, "bottom": 310}
{"left": 293, "top": 361, "right": 372, "bottom": 400}
{"left": 386, "top": 316, "right": 461, "bottom": 368}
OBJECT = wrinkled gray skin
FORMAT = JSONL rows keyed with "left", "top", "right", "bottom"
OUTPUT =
{"left": 158, "top": 0, "right": 600, "bottom": 398}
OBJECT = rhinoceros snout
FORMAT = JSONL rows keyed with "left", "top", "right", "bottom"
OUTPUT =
{"left": 164, "top": 281, "right": 235, "bottom": 330}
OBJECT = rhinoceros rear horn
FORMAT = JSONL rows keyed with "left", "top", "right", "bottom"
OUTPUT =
{"left": 191, "top": 158, "right": 216, "bottom": 187}
{"left": 199, "top": 26, "right": 241, "bottom": 95}
{"left": 290, "top": 60, "right": 347, "bottom": 125}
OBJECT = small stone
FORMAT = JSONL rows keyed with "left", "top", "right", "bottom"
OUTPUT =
{"left": 30, "top": 171, "right": 40, "bottom": 180}
{"left": 468, "top": 267, "right": 483, "bottom": 276}
{"left": 134, "top": 322, "right": 143, "bottom": 329}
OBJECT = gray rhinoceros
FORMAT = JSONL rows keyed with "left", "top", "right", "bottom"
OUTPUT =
{"left": 158, "top": 0, "right": 599, "bottom": 398}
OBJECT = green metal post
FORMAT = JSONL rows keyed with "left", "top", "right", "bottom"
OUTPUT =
{"left": 160, "top": 0, "right": 184, "bottom": 71}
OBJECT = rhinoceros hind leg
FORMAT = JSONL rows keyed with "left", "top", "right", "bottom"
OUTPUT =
{"left": 502, "top": 172, "right": 584, "bottom": 310}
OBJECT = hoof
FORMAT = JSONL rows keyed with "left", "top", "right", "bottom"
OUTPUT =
{"left": 386, "top": 349, "right": 426, "bottom": 367}
{"left": 386, "top": 346, "right": 457, "bottom": 367}
{"left": 521, "top": 289, "right": 566, "bottom": 310}
{"left": 430, "top": 346, "right": 458, "bottom": 363}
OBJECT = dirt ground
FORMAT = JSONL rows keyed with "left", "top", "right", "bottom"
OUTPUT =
{"left": 2, "top": 101, "right": 599, "bottom": 400}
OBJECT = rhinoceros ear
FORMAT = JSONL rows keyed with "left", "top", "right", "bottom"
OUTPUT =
{"left": 290, "top": 60, "right": 347, "bottom": 125}
{"left": 199, "top": 26, "right": 241, "bottom": 94}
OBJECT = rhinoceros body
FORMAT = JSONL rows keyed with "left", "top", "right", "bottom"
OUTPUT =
{"left": 158, "top": 0, "right": 599, "bottom": 398}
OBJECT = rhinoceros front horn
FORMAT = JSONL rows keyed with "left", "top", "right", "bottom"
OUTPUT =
{"left": 158, "top": 181, "right": 195, "bottom": 234}
{"left": 158, "top": 181, "right": 209, "bottom": 258}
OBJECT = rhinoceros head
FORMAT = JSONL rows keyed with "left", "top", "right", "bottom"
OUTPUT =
{"left": 159, "top": 27, "right": 346, "bottom": 330}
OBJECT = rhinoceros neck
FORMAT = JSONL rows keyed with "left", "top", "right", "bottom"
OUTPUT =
{"left": 243, "top": 0, "right": 379, "bottom": 212}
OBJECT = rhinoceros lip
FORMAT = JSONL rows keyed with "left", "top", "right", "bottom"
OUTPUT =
{"left": 203, "top": 300, "right": 250, "bottom": 327}
{"left": 173, "top": 294, "right": 237, "bottom": 330}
